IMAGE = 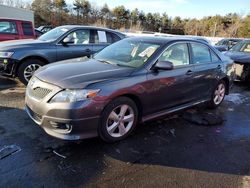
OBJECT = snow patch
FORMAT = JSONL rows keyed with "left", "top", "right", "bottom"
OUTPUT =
{"left": 224, "top": 93, "right": 247, "bottom": 105}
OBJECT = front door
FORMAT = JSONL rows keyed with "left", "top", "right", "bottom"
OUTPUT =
{"left": 145, "top": 42, "right": 195, "bottom": 114}
{"left": 56, "top": 29, "right": 93, "bottom": 61}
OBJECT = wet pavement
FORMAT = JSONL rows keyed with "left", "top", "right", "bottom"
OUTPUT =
{"left": 0, "top": 75, "right": 250, "bottom": 188}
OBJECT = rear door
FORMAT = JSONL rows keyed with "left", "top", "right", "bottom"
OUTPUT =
{"left": 0, "top": 20, "right": 19, "bottom": 41}
{"left": 190, "top": 42, "right": 222, "bottom": 100}
{"left": 56, "top": 29, "right": 93, "bottom": 61}
{"left": 146, "top": 42, "right": 196, "bottom": 113}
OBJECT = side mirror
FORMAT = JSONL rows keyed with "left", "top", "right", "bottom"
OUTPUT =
{"left": 62, "top": 37, "right": 73, "bottom": 45}
{"left": 153, "top": 60, "right": 174, "bottom": 71}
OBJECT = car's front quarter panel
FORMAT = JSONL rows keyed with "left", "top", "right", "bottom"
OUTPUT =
{"left": 0, "top": 42, "right": 56, "bottom": 76}
{"left": 88, "top": 69, "right": 149, "bottom": 115}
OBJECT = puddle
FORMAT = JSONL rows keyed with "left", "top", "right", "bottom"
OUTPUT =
{"left": 224, "top": 93, "right": 247, "bottom": 105}
{"left": 0, "top": 145, "right": 21, "bottom": 160}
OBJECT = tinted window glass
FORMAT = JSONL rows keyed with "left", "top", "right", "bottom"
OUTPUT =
{"left": 159, "top": 43, "right": 190, "bottom": 67}
{"left": 191, "top": 43, "right": 211, "bottom": 63}
{"left": 106, "top": 32, "right": 120, "bottom": 43}
{"left": 0, "top": 21, "right": 18, "bottom": 34}
{"left": 22, "top": 22, "right": 33, "bottom": 36}
{"left": 210, "top": 50, "right": 220, "bottom": 62}
{"left": 65, "top": 29, "right": 90, "bottom": 44}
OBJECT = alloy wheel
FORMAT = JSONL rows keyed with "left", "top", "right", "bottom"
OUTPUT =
{"left": 24, "top": 64, "right": 41, "bottom": 82}
{"left": 106, "top": 104, "right": 135, "bottom": 138}
{"left": 213, "top": 83, "right": 226, "bottom": 105}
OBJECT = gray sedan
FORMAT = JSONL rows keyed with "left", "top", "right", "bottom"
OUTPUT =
{"left": 25, "top": 37, "right": 235, "bottom": 142}
{"left": 0, "top": 25, "right": 126, "bottom": 85}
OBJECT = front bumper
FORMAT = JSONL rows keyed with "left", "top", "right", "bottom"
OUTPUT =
{"left": 25, "top": 105, "right": 100, "bottom": 140}
{"left": 25, "top": 78, "right": 107, "bottom": 140}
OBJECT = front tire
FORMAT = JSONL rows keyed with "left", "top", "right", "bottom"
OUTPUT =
{"left": 18, "top": 59, "right": 44, "bottom": 85}
{"left": 98, "top": 97, "right": 138, "bottom": 143}
{"left": 208, "top": 80, "right": 226, "bottom": 109}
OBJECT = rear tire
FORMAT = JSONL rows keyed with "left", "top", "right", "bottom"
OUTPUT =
{"left": 98, "top": 97, "right": 138, "bottom": 143}
{"left": 208, "top": 80, "right": 226, "bottom": 109}
{"left": 18, "top": 59, "right": 44, "bottom": 85}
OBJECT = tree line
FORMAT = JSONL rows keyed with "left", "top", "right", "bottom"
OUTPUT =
{"left": 1, "top": 0, "right": 249, "bottom": 38}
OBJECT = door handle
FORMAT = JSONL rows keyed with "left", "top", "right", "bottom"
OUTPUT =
{"left": 217, "top": 65, "right": 222, "bottom": 70}
{"left": 85, "top": 49, "right": 91, "bottom": 53}
{"left": 186, "top": 70, "right": 193, "bottom": 75}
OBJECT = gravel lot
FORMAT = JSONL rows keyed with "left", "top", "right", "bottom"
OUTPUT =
{"left": 0, "top": 75, "right": 250, "bottom": 188}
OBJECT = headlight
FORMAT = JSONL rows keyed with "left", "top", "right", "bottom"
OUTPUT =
{"left": 50, "top": 89, "right": 100, "bottom": 103}
{"left": 0, "top": 52, "right": 14, "bottom": 58}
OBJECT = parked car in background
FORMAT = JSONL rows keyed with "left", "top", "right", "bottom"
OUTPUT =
{"left": 36, "top": 25, "right": 52, "bottom": 33}
{"left": 35, "top": 29, "right": 44, "bottom": 38}
{"left": 224, "top": 40, "right": 250, "bottom": 81}
{"left": 0, "top": 18, "right": 36, "bottom": 41}
{"left": 0, "top": 25, "right": 126, "bottom": 85}
{"left": 25, "top": 37, "right": 234, "bottom": 142}
{"left": 215, "top": 38, "right": 242, "bottom": 52}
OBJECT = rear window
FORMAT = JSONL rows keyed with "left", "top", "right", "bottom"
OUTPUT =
{"left": 22, "top": 22, "right": 33, "bottom": 36}
{"left": 106, "top": 32, "right": 120, "bottom": 43}
{"left": 0, "top": 21, "right": 18, "bottom": 34}
{"left": 191, "top": 43, "right": 211, "bottom": 64}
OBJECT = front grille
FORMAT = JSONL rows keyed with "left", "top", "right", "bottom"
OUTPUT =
{"left": 26, "top": 105, "right": 42, "bottom": 122}
{"left": 29, "top": 87, "right": 52, "bottom": 100}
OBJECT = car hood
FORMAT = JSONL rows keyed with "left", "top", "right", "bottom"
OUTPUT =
{"left": 35, "top": 58, "right": 134, "bottom": 89}
{"left": 0, "top": 39, "right": 49, "bottom": 50}
{"left": 225, "top": 51, "right": 250, "bottom": 64}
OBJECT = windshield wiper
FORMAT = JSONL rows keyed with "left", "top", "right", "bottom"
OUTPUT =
{"left": 116, "top": 63, "right": 135, "bottom": 68}
{"left": 96, "top": 59, "right": 114, "bottom": 65}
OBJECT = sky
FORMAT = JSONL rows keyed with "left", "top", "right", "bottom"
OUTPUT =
{"left": 65, "top": 0, "right": 250, "bottom": 19}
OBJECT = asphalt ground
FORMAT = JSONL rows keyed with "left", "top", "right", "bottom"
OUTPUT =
{"left": 0, "top": 75, "right": 250, "bottom": 188}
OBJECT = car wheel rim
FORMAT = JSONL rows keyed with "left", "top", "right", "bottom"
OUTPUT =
{"left": 106, "top": 104, "right": 135, "bottom": 138}
{"left": 24, "top": 64, "right": 41, "bottom": 82}
{"left": 213, "top": 83, "right": 225, "bottom": 105}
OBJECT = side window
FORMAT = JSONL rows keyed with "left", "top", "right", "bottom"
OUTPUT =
{"left": 91, "top": 30, "right": 108, "bottom": 44}
{"left": 22, "top": 22, "right": 33, "bottom": 36}
{"left": 0, "top": 21, "right": 18, "bottom": 34}
{"left": 210, "top": 50, "right": 220, "bottom": 62}
{"left": 65, "top": 29, "right": 90, "bottom": 44}
{"left": 191, "top": 43, "right": 211, "bottom": 64}
{"left": 106, "top": 32, "right": 120, "bottom": 43}
{"left": 159, "top": 43, "right": 190, "bottom": 67}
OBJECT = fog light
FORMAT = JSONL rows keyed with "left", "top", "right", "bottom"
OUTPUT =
{"left": 49, "top": 121, "right": 72, "bottom": 134}
{"left": 3, "top": 59, "right": 8, "bottom": 64}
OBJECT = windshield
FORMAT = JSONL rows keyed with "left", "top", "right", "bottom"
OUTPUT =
{"left": 94, "top": 39, "right": 161, "bottom": 68}
{"left": 230, "top": 41, "right": 250, "bottom": 53}
{"left": 38, "top": 27, "right": 69, "bottom": 42}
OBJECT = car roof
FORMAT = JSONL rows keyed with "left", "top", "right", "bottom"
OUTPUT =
{"left": 125, "top": 36, "right": 208, "bottom": 45}
{"left": 57, "top": 25, "right": 125, "bottom": 35}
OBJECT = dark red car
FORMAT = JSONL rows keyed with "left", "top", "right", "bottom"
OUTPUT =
{"left": 0, "top": 18, "right": 36, "bottom": 41}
